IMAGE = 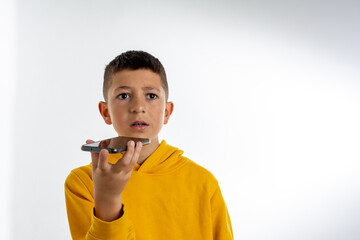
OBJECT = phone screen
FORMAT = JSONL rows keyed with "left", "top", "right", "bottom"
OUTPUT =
{"left": 81, "top": 136, "right": 150, "bottom": 153}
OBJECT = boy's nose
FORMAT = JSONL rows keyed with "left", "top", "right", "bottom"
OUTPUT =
{"left": 130, "top": 97, "right": 146, "bottom": 113}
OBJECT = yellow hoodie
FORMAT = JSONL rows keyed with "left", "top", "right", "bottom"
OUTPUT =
{"left": 65, "top": 140, "right": 233, "bottom": 239}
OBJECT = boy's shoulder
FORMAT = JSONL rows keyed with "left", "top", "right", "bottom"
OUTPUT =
{"left": 65, "top": 163, "right": 93, "bottom": 191}
{"left": 67, "top": 163, "right": 92, "bottom": 179}
{"left": 180, "top": 156, "right": 218, "bottom": 183}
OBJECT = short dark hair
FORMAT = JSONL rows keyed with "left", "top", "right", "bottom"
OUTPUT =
{"left": 103, "top": 50, "right": 168, "bottom": 101}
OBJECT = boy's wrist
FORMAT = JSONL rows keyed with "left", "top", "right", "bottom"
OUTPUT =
{"left": 94, "top": 195, "right": 123, "bottom": 222}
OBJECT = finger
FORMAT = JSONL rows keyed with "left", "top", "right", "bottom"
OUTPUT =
{"left": 98, "top": 149, "right": 109, "bottom": 171}
{"left": 123, "top": 141, "right": 135, "bottom": 165}
{"left": 122, "top": 141, "right": 142, "bottom": 173}
{"left": 86, "top": 139, "right": 100, "bottom": 169}
{"left": 114, "top": 141, "right": 135, "bottom": 171}
{"left": 128, "top": 141, "right": 142, "bottom": 170}
{"left": 91, "top": 151, "right": 100, "bottom": 169}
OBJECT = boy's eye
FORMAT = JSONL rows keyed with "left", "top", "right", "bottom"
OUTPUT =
{"left": 118, "top": 93, "right": 129, "bottom": 99}
{"left": 147, "top": 93, "right": 157, "bottom": 99}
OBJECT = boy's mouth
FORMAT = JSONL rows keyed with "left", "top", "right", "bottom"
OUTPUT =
{"left": 131, "top": 121, "right": 149, "bottom": 130}
{"left": 131, "top": 121, "right": 149, "bottom": 126}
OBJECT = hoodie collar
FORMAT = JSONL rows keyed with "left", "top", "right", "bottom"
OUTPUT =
{"left": 107, "top": 140, "right": 188, "bottom": 174}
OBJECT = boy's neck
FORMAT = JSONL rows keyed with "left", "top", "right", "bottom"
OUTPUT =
{"left": 137, "top": 138, "right": 160, "bottom": 165}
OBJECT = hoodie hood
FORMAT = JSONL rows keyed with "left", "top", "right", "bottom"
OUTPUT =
{"left": 107, "top": 140, "right": 189, "bottom": 175}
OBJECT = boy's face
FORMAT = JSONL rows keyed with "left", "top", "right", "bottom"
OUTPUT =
{"left": 99, "top": 69, "right": 173, "bottom": 144}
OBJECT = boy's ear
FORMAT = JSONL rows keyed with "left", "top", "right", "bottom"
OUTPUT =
{"left": 163, "top": 101, "right": 174, "bottom": 125}
{"left": 98, "top": 101, "right": 112, "bottom": 125}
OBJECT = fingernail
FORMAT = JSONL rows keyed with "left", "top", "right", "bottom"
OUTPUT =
{"left": 101, "top": 150, "right": 108, "bottom": 157}
{"left": 129, "top": 141, "right": 135, "bottom": 147}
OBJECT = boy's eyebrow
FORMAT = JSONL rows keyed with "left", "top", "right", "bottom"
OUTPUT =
{"left": 114, "top": 86, "right": 131, "bottom": 91}
{"left": 142, "top": 86, "right": 160, "bottom": 92}
{"left": 114, "top": 86, "right": 160, "bottom": 92}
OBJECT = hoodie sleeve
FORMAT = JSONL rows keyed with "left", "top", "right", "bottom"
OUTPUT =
{"left": 210, "top": 184, "right": 234, "bottom": 240}
{"left": 65, "top": 169, "right": 136, "bottom": 240}
{"left": 86, "top": 208, "right": 136, "bottom": 240}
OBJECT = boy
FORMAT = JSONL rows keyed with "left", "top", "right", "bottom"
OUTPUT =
{"left": 65, "top": 50, "right": 233, "bottom": 239}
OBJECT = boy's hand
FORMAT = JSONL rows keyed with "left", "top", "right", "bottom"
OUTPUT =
{"left": 87, "top": 139, "right": 142, "bottom": 222}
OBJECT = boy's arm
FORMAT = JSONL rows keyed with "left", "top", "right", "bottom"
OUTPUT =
{"left": 65, "top": 169, "right": 95, "bottom": 239}
{"left": 211, "top": 184, "right": 234, "bottom": 240}
{"left": 65, "top": 140, "right": 141, "bottom": 239}
{"left": 91, "top": 140, "right": 141, "bottom": 221}
{"left": 65, "top": 173, "right": 136, "bottom": 240}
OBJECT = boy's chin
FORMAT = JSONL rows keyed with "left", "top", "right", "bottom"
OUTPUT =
{"left": 117, "top": 132, "right": 151, "bottom": 139}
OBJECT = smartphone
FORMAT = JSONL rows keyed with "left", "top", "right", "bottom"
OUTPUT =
{"left": 81, "top": 136, "right": 150, "bottom": 153}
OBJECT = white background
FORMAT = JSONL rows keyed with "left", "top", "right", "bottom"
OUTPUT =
{"left": 1, "top": 0, "right": 360, "bottom": 239}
